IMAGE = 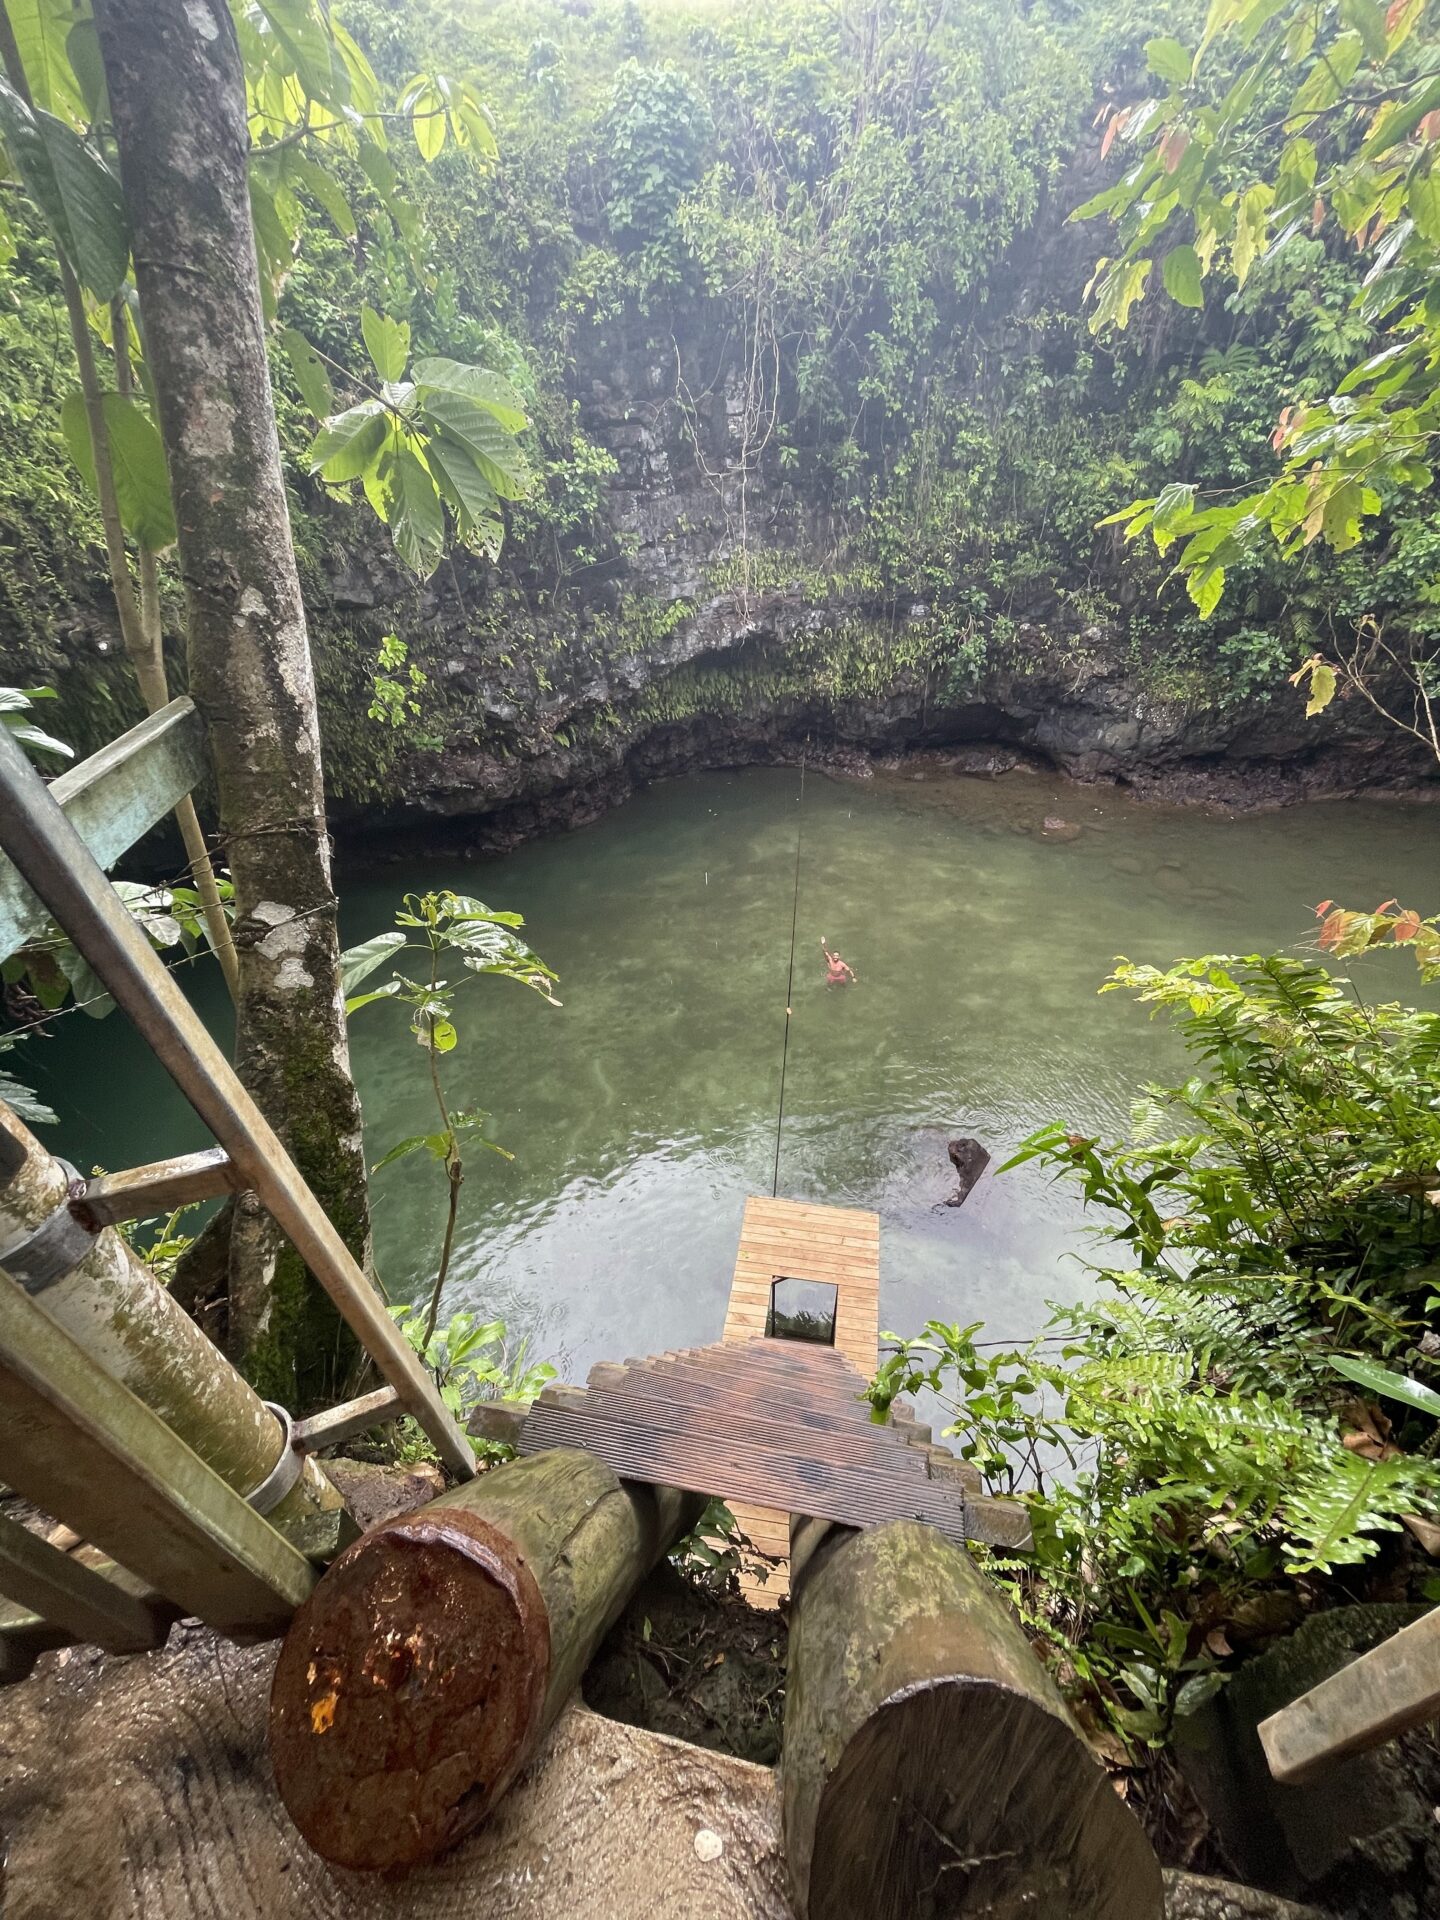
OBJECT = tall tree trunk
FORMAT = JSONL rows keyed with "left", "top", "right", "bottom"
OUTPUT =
{"left": 0, "top": 11, "right": 240, "bottom": 1001}
{"left": 92, "top": 0, "right": 369, "bottom": 1406}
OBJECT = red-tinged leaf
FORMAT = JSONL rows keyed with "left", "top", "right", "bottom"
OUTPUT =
{"left": 1160, "top": 126, "right": 1190, "bottom": 173}
{"left": 1101, "top": 108, "right": 1129, "bottom": 160}
{"left": 1312, "top": 195, "right": 1326, "bottom": 232}
{"left": 1393, "top": 910, "right": 1423, "bottom": 942}
{"left": 1421, "top": 110, "right": 1440, "bottom": 140}
{"left": 1386, "top": 0, "right": 1408, "bottom": 28}
{"left": 1272, "top": 405, "right": 1297, "bottom": 452}
{"left": 1314, "top": 899, "right": 1335, "bottom": 917}
{"left": 1375, "top": 898, "right": 1399, "bottom": 913}
{"left": 1317, "top": 909, "right": 1351, "bottom": 952}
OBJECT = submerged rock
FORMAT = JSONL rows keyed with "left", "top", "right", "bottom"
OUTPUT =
{"left": 945, "top": 1137, "right": 992, "bottom": 1207}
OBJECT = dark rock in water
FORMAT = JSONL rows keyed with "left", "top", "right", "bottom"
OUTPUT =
{"left": 945, "top": 1137, "right": 991, "bottom": 1207}
{"left": 1042, "top": 816, "right": 1082, "bottom": 841}
{"left": 1175, "top": 1604, "right": 1439, "bottom": 1918}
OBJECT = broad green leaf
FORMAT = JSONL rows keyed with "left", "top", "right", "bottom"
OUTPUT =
{"left": 339, "top": 929, "right": 406, "bottom": 994}
{"left": 331, "top": 21, "right": 382, "bottom": 120}
{"left": 1339, "top": 0, "right": 1388, "bottom": 61}
{"left": 1383, "top": 0, "right": 1425, "bottom": 51}
{"left": 1304, "top": 662, "right": 1337, "bottom": 715}
{"left": 280, "top": 327, "right": 334, "bottom": 421}
{"left": 249, "top": 173, "right": 296, "bottom": 306}
{"left": 456, "top": 97, "right": 498, "bottom": 157}
{"left": 61, "top": 389, "right": 177, "bottom": 551}
{"left": 1408, "top": 170, "right": 1440, "bottom": 246}
{"left": 1145, "top": 37, "right": 1193, "bottom": 88}
{"left": 357, "top": 140, "right": 421, "bottom": 244}
{"left": 65, "top": 19, "right": 107, "bottom": 126}
{"left": 0, "top": 78, "right": 129, "bottom": 298}
{"left": 1328, "top": 1355, "right": 1440, "bottom": 1419}
{"left": 426, "top": 429, "right": 500, "bottom": 527}
{"left": 408, "top": 81, "right": 446, "bottom": 160}
{"left": 417, "top": 390, "right": 530, "bottom": 497}
{"left": 8, "top": 0, "right": 86, "bottom": 122}
{"left": 1232, "top": 181, "right": 1273, "bottom": 288}
{"left": 1091, "top": 257, "right": 1151, "bottom": 334}
{"left": 387, "top": 446, "right": 445, "bottom": 576}
{"left": 372, "top": 1131, "right": 449, "bottom": 1172}
{"left": 5, "top": 717, "right": 73, "bottom": 759}
{"left": 1161, "top": 243, "right": 1203, "bottom": 308}
{"left": 1187, "top": 562, "right": 1226, "bottom": 618}
{"left": 258, "top": 0, "right": 340, "bottom": 103}
{"left": 1360, "top": 74, "right": 1440, "bottom": 160}
{"left": 412, "top": 358, "right": 529, "bottom": 432}
{"left": 309, "top": 400, "right": 388, "bottom": 482}
{"left": 288, "top": 154, "right": 356, "bottom": 239}
{"left": 0, "top": 1066, "right": 57, "bottom": 1126}
{"left": 344, "top": 984, "right": 402, "bottom": 1014}
{"left": 1288, "top": 32, "right": 1363, "bottom": 124}
{"left": 361, "top": 305, "right": 410, "bottom": 383}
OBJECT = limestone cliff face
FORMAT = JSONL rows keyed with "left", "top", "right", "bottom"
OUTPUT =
{"left": 307, "top": 310, "right": 1436, "bottom": 848}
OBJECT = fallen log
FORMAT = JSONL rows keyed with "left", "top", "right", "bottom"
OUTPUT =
{"left": 783, "top": 1519, "right": 1162, "bottom": 1919}
{"left": 268, "top": 1447, "right": 701, "bottom": 1871}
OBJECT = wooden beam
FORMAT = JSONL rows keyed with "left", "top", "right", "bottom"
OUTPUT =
{"left": 0, "top": 1511, "right": 168, "bottom": 1652}
{"left": 1259, "top": 1605, "right": 1440, "bottom": 1785}
{"left": 73, "top": 1147, "right": 237, "bottom": 1228}
{"left": 292, "top": 1385, "right": 402, "bottom": 1449}
{"left": 0, "top": 1265, "right": 316, "bottom": 1636}
{"left": 0, "top": 722, "right": 475, "bottom": 1480}
{"left": 0, "top": 698, "right": 206, "bottom": 960}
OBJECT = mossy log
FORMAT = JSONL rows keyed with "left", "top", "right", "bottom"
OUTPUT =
{"left": 783, "top": 1519, "right": 1163, "bottom": 1920}
{"left": 269, "top": 1448, "right": 702, "bottom": 1871}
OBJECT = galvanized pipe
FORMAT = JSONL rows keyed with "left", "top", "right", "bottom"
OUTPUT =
{"left": 0, "top": 1103, "right": 341, "bottom": 1532}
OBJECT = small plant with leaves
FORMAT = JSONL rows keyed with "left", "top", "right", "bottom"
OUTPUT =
{"left": 389, "top": 1304, "right": 555, "bottom": 1462}
{"left": 343, "top": 891, "right": 559, "bottom": 1346}
{"left": 367, "top": 632, "right": 427, "bottom": 729}
{"left": 298, "top": 305, "right": 531, "bottom": 575}
{"left": 0, "top": 686, "right": 72, "bottom": 764}
{"left": 871, "top": 945, "right": 1440, "bottom": 1755}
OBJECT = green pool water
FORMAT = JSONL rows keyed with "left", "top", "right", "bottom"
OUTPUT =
{"left": 30, "top": 767, "right": 1440, "bottom": 1381}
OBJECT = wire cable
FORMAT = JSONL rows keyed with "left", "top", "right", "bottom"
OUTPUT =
{"left": 771, "top": 745, "right": 806, "bottom": 1198}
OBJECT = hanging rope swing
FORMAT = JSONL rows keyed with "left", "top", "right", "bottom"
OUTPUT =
{"left": 771, "top": 744, "right": 807, "bottom": 1199}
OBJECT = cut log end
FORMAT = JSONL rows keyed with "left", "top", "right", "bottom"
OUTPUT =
{"left": 810, "top": 1680, "right": 1158, "bottom": 1920}
{"left": 268, "top": 1508, "right": 550, "bottom": 1872}
{"left": 784, "top": 1521, "right": 1162, "bottom": 1920}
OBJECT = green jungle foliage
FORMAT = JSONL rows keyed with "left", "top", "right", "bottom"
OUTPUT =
{"left": 872, "top": 949, "right": 1440, "bottom": 1755}
{"left": 7, "top": 0, "right": 1438, "bottom": 800}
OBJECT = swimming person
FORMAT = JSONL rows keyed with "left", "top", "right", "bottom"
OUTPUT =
{"left": 821, "top": 937, "right": 856, "bottom": 985}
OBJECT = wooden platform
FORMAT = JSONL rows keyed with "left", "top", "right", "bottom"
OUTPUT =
{"left": 515, "top": 1195, "right": 1031, "bottom": 1610}
{"left": 723, "top": 1196, "right": 881, "bottom": 1603}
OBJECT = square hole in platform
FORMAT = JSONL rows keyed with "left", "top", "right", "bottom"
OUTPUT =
{"left": 767, "top": 1277, "right": 837, "bottom": 1345}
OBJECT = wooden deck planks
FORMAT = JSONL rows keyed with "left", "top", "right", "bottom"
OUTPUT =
{"left": 516, "top": 1195, "right": 1030, "bottom": 1611}
{"left": 723, "top": 1196, "right": 882, "bottom": 1604}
